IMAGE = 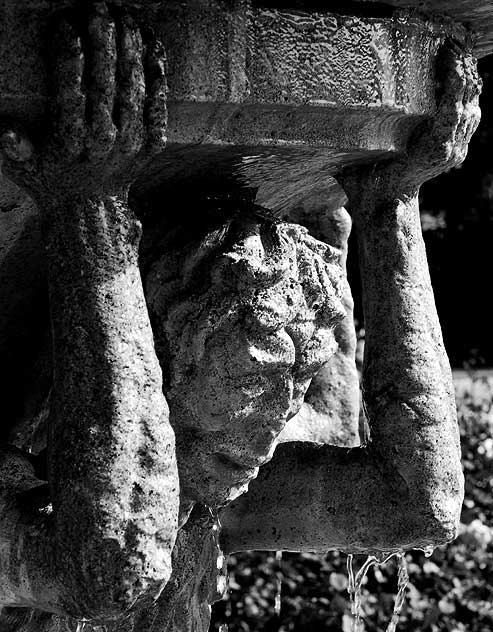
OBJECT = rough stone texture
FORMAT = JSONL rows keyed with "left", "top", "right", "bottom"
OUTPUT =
{"left": 220, "top": 40, "right": 480, "bottom": 555}
{"left": 278, "top": 204, "right": 360, "bottom": 446}
{"left": 113, "top": 505, "right": 225, "bottom": 632}
{"left": 0, "top": 505, "right": 223, "bottom": 632}
{"left": 0, "top": 1, "right": 484, "bottom": 630}
{"left": 0, "top": 5, "right": 179, "bottom": 620}
{"left": 248, "top": 9, "right": 437, "bottom": 110}
{"left": 157, "top": 0, "right": 443, "bottom": 116}
{"left": 1, "top": 1, "right": 469, "bottom": 222}
{"left": 119, "top": 3, "right": 448, "bottom": 156}
{"left": 2, "top": 0, "right": 466, "bottom": 232}
{"left": 0, "top": 1, "right": 447, "bottom": 156}
{"left": 146, "top": 212, "right": 347, "bottom": 506}
{"left": 220, "top": 173, "right": 464, "bottom": 548}
{"left": 360, "top": 0, "right": 493, "bottom": 57}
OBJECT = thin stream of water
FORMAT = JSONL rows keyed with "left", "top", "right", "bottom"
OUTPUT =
{"left": 217, "top": 551, "right": 228, "bottom": 596}
{"left": 275, "top": 550, "right": 283, "bottom": 617}
{"left": 210, "top": 505, "right": 230, "bottom": 632}
{"left": 385, "top": 554, "right": 410, "bottom": 632}
{"left": 347, "top": 552, "right": 412, "bottom": 632}
{"left": 347, "top": 554, "right": 380, "bottom": 632}
{"left": 209, "top": 506, "right": 222, "bottom": 532}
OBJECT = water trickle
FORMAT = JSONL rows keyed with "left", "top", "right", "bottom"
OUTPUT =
{"left": 347, "top": 552, "right": 410, "bottom": 632}
{"left": 209, "top": 506, "right": 222, "bottom": 532}
{"left": 274, "top": 550, "right": 283, "bottom": 617}
{"left": 347, "top": 554, "right": 380, "bottom": 631}
{"left": 385, "top": 554, "right": 409, "bottom": 632}
{"left": 216, "top": 551, "right": 228, "bottom": 597}
{"left": 210, "top": 507, "right": 230, "bottom": 632}
{"left": 374, "top": 551, "right": 397, "bottom": 565}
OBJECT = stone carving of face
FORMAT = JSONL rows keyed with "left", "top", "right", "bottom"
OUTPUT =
{"left": 146, "top": 212, "right": 346, "bottom": 506}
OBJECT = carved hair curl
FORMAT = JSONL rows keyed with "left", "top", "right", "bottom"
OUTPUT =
{"left": 147, "top": 213, "right": 346, "bottom": 431}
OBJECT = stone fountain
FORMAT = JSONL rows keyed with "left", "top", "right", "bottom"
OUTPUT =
{"left": 0, "top": 0, "right": 488, "bottom": 630}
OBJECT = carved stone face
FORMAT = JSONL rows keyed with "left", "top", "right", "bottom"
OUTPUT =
{"left": 146, "top": 214, "right": 346, "bottom": 506}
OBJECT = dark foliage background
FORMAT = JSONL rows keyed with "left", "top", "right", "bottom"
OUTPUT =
{"left": 210, "top": 55, "right": 493, "bottom": 632}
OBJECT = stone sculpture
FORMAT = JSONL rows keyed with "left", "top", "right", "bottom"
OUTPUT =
{"left": 0, "top": 0, "right": 485, "bottom": 631}
{"left": 0, "top": 3, "right": 179, "bottom": 619}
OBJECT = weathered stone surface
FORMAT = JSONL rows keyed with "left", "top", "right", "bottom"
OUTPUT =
{"left": 146, "top": 212, "right": 347, "bottom": 506}
{"left": 2, "top": 1, "right": 477, "bottom": 223}
{"left": 220, "top": 40, "right": 479, "bottom": 555}
{"left": 220, "top": 174, "right": 464, "bottom": 549}
{"left": 114, "top": 505, "right": 224, "bottom": 632}
{"left": 0, "top": 1, "right": 484, "bottom": 630}
{"left": 0, "top": 506, "right": 223, "bottom": 632}
{"left": 360, "top": 0, "right": 493, "bottom": 57}
{"left": 278, "top": 205, "right": 360, "bottom": 446}
{"left": 0, "top": 1, "right": 448, "bottom": 159}
{"left": 0, "top": 6, "right": 179, "bottom": 619}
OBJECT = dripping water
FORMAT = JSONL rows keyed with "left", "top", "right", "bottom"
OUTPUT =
{"left": 209, "top": 506, "right": 222, "bottom": 533}
{"left": 385, "top": 554, "right": 409, "bottom": 632}
{"left": 210, "top": 506, "right": 230, "bottom": 632}
{"left": 217, "top": 550, "right": 228, "bottom": 597}
{"left": 347, "top": 554, "right": 380, "bottom": 631}
{"left": 274, "top": 550, "right": 283, "bottom": 617}
{"left": 347, "top": 552, "right": 411, "bottom": 632}
{"left": 75, "top": 621, "right": 86, "bottom": 632}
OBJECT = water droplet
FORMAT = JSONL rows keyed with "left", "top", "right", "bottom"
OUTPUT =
{"left": 423, "top": 545, "right": 434, "bottom": 558}
{"left": 75, "top": 621, "right": 86, "bottom": 632}
{"left": 219, "top": 625, "right": 229, "bottom": 632}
